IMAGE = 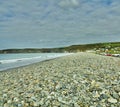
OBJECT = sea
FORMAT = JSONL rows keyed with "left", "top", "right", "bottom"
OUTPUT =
{"left": 0, "top": 53, "right": 71, "bottom": 71}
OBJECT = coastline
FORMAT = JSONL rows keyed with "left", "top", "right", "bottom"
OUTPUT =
{"left": 0, "top": 52, "right": 120, "bottom": 106}
{"left": 0, "top": 56, "right": 68, "bottom": 72}
{"left": 0, "top": 53, "right": 72, "bottom": 72}
{"left": 0, "top": 41, "right": 120, "bottom": 53}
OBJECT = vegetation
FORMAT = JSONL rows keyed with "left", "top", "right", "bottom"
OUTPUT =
{"left": 0, "top": 42, "right": 120, "bottom": 54}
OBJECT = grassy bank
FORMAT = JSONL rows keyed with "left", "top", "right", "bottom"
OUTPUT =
{"left": 0, "top": 42, "right": 120, "bottom": 54}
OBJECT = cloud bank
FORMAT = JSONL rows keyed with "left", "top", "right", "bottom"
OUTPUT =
{"left": 0, "top": 0, "right": 120, "bottom": 49}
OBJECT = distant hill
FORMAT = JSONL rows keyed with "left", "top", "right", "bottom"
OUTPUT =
{"left": 0, "top": 42, "right": 120, "bottom": 54}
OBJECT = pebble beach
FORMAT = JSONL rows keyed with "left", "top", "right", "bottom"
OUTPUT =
{"left": 0, "top": 52, "right": 120, "bottom": 107}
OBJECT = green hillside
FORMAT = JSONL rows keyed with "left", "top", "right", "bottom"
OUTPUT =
{"left": 0, "top": 42, "right": 120, "bottom": 54}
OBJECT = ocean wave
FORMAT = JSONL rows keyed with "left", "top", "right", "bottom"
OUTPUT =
{"left": 0, "top": 56, "right": 42, "bottom": 64}
{"left": 0, "top": 53, "right": 71, "bottom": 64}
{"left": 0, "top": 53, "right": 72, "bottom": 71}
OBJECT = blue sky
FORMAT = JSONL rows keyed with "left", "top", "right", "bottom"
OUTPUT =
{"left": 0, "top": 0, "right": 120, "bottom": 49}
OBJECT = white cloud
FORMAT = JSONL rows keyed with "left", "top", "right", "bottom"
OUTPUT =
{"left": 59, "top": 0, "right": 79, "bottom": 8}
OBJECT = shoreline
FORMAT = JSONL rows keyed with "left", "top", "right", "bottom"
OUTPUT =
{"left": 0, "top": 53, "right": 73, "bottom": 72}
{"left": 0, "top": 55, "right": 66, "bottom": 72}
{"left": 0, "top": 52, "right": 120, "bottom": 106}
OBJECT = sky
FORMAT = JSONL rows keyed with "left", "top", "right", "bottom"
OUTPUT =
{"left": 0, "top": 0, "right": 120, "bottom": 49}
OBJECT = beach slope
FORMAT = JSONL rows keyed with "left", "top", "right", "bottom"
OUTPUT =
{"left": 0, "top": 52, "right": 120, "bottom": 106}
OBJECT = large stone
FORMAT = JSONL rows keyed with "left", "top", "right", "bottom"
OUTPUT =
{"left": 108, "top": 98, "right": 117, "bottom": 103}
{"left": 33, "top": 102, "right": 39, "bottom": 106}
{"left": 112, "top": 92, "right": 119, "bottom": 99}
{"left": 4, "top": 103, "right": 9, "bottom": 107}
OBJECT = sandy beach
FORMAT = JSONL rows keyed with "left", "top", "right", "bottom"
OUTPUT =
{"left": 0, "top": 52, "right": 120, "bottom": 107}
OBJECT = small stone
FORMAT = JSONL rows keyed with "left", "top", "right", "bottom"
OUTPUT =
{"left": 96, "top": 104, "right": 102, "bottom": 107}
{"left": 50, "top": 91, "right": 56, "bottom": 96}
{"left": 33, "top": 102, "right": 39, "bottom": 106}
{"left": 24, "top": 103, "right": 29, "bottom": 107}
{"left": 108, "top": 98, "right": 117, "bottom": 103}
{"left": 110, "top": 105, "right": 115, "bottom": 107}
{"left": 93, "top": 91, "right": 100, "bottom": 98}
{"left": 73, "top": 74, "right": 77, "bottom": 79}
{"left": 7, "top": 100, "right": 12, "bottom": 104}
{"left": 118, "top": 92, "right": 120, "bottom": 96}
{"left": 29, "top": 76, "right": 33, "bottom": 79}
{"left": 35, "top": 87, "right": 42, "bottom": 93}
{"left": 4, "top": 103, "right": 9, "bottom": 107}
{"left": 56, "top": 84, "right": 62, "bottom": 90}
{"left": 99, "top": 94, "right": 108, "bottom": 100}
{"left": 45, "top": 100, "right": 51, "bottom": 106}
{"left": 62, "top": 91, "right": 68, "bottom": 96}
{"left": 58, "top": 97, "right": 63, "bottom": 102}
{"left": 47, "top": 95, "right": 52, "bottom": 99}
{"left": 21, "top": 101, "right": 24, "bottom": 105}
{"left": 114, "top": 86, "right": 120, "bottom": 92}
{"left": 39, "top": 98, "right": 44, "bottom": 105}
{"left": 74, "top": 103, "right": 79, "bottom": 107}
{"left": 31, "top": 96, "right": 37, "bottom": 101}
{"left": 58, "top": 97, "right": 70, "bottom": 105}
{"left": 3, "top": 94, "right": 7, "bottom": 98}
{"left": 18, "top": 104, "right": 22, "bottom": 107}
{"left": 13, "top": 97, "right": 19, "bottom": 102}
{"left": 112, "top": 92, "right": 119, "bottom": 99}
{"left": 52, "top": 100, "right": 61, "bottom": 106}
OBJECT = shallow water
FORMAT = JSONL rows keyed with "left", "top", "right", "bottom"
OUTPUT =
{"left": 0, "top": 53, "right": 71, "bottom": 71}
